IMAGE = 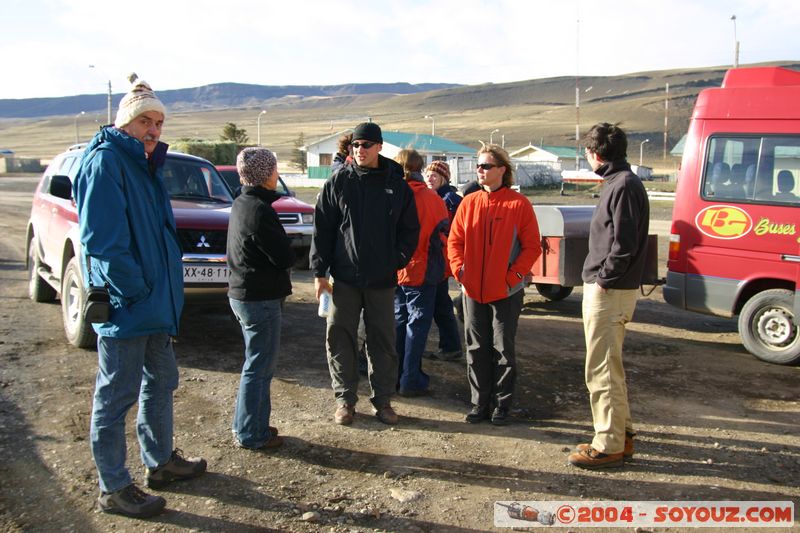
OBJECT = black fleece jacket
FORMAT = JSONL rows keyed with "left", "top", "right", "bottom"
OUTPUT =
{"left": 582, "top": 160, "right": 650, "bottom": 289}
{"left": 227, "top": 186, "right": 294, "bottom": 300}
{"left": 310, "top": 155, "right": 419, "bottom": 288}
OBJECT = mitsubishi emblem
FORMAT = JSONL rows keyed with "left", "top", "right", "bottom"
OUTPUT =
{"left": 196, "top": 235, "right": 211, "bottom": 248}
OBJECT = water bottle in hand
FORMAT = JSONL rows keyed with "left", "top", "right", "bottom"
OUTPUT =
{"left": 318, "top": 290, "right": 332, "bottom": 318}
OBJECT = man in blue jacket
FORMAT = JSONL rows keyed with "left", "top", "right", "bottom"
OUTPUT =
{"left": 73, "top": 74, "right": 206, "bottom": 518}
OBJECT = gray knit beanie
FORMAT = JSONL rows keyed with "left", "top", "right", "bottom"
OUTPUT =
{"left": 237, "top": 147, "right": 278, "bottom": 186}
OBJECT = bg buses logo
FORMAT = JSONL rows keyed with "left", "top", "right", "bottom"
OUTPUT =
{"left": 695, "top": 205, "right": 753, "bottom": 239}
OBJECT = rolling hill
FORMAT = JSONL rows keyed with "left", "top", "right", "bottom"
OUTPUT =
{"left": 1, "top": 61, "right": 797, "bottom": 170}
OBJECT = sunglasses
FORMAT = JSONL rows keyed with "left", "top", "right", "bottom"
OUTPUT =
{"left": 351, "top": 141, "right": 377, "bottom": 149}
{"left": 476, "top": 163, "right": 501, "bottom": 170}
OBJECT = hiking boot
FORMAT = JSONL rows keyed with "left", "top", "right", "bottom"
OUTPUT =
{"left": 145, "top": 449, "right": 207, "bottom": 489}
{"left": 235, "top": 434, "right": 284, "bottom": 450}
{"left": 465, "top": 405, "right": 490, "bottom": 424}
{"left": 334, "top": 404, "right": 355, "bottom": 425}
{"left": 490, "top": 407, "right": 510, "bottom": 426}
{"left": 438, "top": 350, "right": 463, "bottom": 361}
{"left": 423, "top": 350, "right": 462, "bottom": 361}
{"left": 576, "top": 432, "right": 635, "bottom": 459}
{"left": 97, "top": 483, "right": 166, "bottom": 518}
{"left": 568, "top": 446, "right": 624, "bottom": 469}
{"left": 375, "top": 404, "right": 399, "bottom": 425}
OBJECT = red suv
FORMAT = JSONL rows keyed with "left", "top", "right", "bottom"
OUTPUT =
{"left": 26, "top": 145, "right": 233, "bottom": 348}
{"left": 216, "top": 165, "right": 314, "bottom": 269}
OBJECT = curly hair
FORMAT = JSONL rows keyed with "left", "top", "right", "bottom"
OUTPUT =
{"left": 337, "top": 133, "right": 353, "bottom": 156}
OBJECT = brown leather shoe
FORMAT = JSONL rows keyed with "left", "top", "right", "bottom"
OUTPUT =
{"left": 334, "top": 404, "right": 355, "bottom": 425}
{"left": 576, "top": 432, "right": 634, "bottom": 458}
{"left": 375, "top": 404, "right": 399, "bottom": 425}
{"left": 568, "top": 446, "right": 624, "bottom": 469}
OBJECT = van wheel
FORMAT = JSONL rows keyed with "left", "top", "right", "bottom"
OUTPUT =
{"left": 61, "top": 257, "right": 97, "bottom": 349}
{"left": 27, "top": 235, "right": 56, "bottom": 302}
{"left": 738, "top": 289, "right": 800, "bottom": 365}
{"left": 534, "top": 283, "right": 573, "bottom": 301}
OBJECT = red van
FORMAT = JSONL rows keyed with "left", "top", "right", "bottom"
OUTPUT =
{"left": 663, "top": 66, "right": 800, "bottom": 364}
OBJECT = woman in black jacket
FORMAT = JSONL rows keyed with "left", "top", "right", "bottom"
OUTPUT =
{"left": 227, "top": 147, "right": 294, "bottom": 450}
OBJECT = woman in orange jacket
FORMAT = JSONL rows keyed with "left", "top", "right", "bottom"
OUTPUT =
{"left": 447, "top": 144, "right": 541, "bottom": 425}
{"left": 395, "top": 149, "right": 450, "bottom": 396}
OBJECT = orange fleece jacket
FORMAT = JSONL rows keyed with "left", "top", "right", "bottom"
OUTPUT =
{"left": 447, "top": 186, "right": 541, "bottom": 303}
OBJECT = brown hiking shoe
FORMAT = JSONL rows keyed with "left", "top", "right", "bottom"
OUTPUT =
{"left": 145, "top": 449, "right": 207, "bottom": 489}
{"left": 375, "top": 404, "right": 399, "bottom": 425}
{"left": 576, "top": 432, "right": 634, "bottom": 458}
{"left": 334, "top": 404, "right": 355, "bottom": 425}
{"left": 97, "top": 483, "right": 166, "bottom": 518}
{"left": 568, "top": 446, "right": 624, "bottom": 469}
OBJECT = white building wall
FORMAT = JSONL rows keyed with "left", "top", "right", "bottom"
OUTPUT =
{"left": 306, "top": 137, "right": 342, "bottom": 167}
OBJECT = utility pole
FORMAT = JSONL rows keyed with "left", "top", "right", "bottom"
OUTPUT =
{"left": 663, "top": 83, "right": 669, "bottom": 160}
{"left": 569, "top": 8, "right": 580, "bottom": 196}
{"left": 731, "top": 15, "right": 740, "bottom": 68}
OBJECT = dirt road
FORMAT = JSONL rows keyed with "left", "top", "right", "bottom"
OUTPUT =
{"left": 0, "top": 176, "right": 797, "bottom": 532}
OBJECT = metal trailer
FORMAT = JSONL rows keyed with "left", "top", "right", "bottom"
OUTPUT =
{"left": 529, "top": 205, "right": 659, "bottom": 300}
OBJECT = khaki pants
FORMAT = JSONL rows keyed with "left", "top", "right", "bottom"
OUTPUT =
{"left": 582, "top": 282, "right": 637, "bottom": 454}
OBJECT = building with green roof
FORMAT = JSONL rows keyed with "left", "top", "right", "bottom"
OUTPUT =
{"left": 508, "top": 143, "right": 588, "bottom": 171}
{"left": 304, "top": 129, "right": 475, "bottom": 180}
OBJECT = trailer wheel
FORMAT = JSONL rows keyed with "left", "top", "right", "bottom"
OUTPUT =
{"left": 534, "top": 283, "right": 573, "bottom": 301}
{"left": 738, "top": 289, "right": 800, "bottom": 365}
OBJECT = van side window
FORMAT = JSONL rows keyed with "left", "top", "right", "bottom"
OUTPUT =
{"left": 702, "top": 135, "right": 800, "bottom": 206}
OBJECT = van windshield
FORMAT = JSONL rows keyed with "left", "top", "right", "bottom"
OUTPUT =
{"left": 702, "top": 135, "right": 800, "bottom": 206}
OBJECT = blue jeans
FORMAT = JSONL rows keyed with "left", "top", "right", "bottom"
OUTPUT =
{"left": 432, "top": 278, "right": 462, "bottom": 353}
{"left": 229, "top": 298, "right": 282, "bottom": 449}
{"left": 90, "top": 333, "right": 179, "bottom": 493}
{"left": 394, "top": 284, "right": 435, "bottom": 392}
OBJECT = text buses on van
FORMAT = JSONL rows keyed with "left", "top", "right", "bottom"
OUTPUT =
{"left": 663, "top": 66, "right": 800, "bottom": 364}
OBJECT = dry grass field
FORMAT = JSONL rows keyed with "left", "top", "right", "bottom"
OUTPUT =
{"left": 1, "top": 61, "right": 798, "bottom": 174}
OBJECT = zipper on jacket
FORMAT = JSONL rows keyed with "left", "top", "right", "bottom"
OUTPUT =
{"left": 480, "top": 193, "right": 492, "bottom": 302}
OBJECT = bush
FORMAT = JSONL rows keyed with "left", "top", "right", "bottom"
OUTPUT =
{"left": 171, "top": 140, "right": 240, "bottom": 165}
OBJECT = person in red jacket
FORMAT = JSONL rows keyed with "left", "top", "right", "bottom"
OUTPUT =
{"left": 394, "top": 149, "right": 450, "bottom": 396}
{"left": 448, "top": 144, "right": 541, "bottom": 425}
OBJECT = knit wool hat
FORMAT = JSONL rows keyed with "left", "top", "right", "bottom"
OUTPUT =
{"left": 352, "top": 122, "right": 382, "bottom": 143}
{"left": 237, "top": 147, "right": 277, "bottom": 186}
{"left": 114, "top": 73, "right": 167, "bottom": 128}
{"left": 425, "top": 161, "right": 451, "bottom": 182}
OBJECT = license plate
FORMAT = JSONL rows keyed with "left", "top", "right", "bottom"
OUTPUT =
{"left": 183, "top": 264, "right": 230, "bottom": 283}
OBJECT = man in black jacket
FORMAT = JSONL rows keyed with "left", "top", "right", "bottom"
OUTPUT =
{"left": 227, "top": 147, "right": 294, "bottom": 450}
{"left": 568, "top": 123, "right": 649, "bottom": 469}
{"left": 311, "top": 122, "right": 419, "bottom": 426}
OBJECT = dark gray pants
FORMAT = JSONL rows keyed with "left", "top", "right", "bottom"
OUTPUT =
{"left": 463, "top": 289, "right": 524, "bottom": 410}
{"left": 326, "top": 281, "right": 397, "bottom": 409}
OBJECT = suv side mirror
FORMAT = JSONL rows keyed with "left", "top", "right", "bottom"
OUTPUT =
{"left": 49, "top": 175, "right": 73, "bottom": 200}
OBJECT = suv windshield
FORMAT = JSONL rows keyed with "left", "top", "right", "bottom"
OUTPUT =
{"left": 164, "top": 159, "right": 234, "bottom": 203}
{"left": 217, "top": 168, "right": 291, "bottom": 197}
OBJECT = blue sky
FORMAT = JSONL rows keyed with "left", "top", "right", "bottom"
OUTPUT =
{"left": 2, "top": 0, "right": 798, "bottom": 99}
